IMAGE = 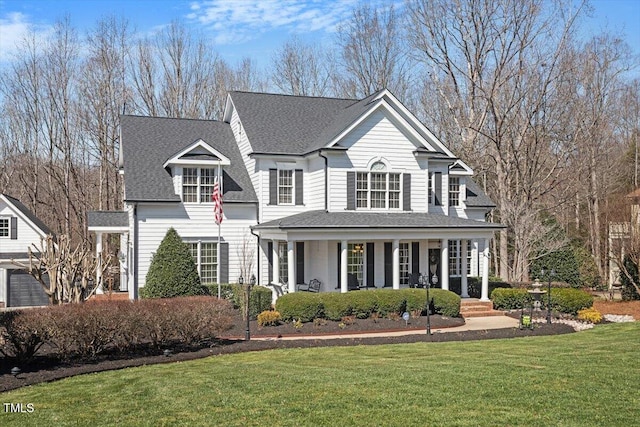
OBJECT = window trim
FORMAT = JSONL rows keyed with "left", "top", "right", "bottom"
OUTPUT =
{"left": 187, "top": 241, "right": 218, "bottom": 284}
{"left": 355, "top": 169, "right": 402, "bottom": 211}
{"left": 0, "top": 216, "right": 9, "bottom": 238}
{"left": 181, "top": 166, "right": 220, "bottom": 204}
{"left": 277, "top": 169, "right": 294, "bottom": 205}
{"left": 449, "top": 176, "right": 461, "bottom": 207}
{"left": 278, "top": 241, "right": 289, "bottom": 284}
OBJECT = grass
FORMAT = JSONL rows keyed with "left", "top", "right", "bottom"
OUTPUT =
{"left": 1, "top": 323, "right": 639, "bottom": 426}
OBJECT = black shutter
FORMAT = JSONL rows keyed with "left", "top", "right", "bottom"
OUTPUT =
{"left": 296, "top": 242, "right": 305, "bottom": 285}
{"left": 220, "top": 242, "right": 229, "bottom": 284}
{"left": 267, "top": 241, "right": 273, "bottom": 284}
{"left": 366, "top": 242, "right": 374, "bottom": 288}
{"left": 10, "top": 217, "right": 17, "bottom": 240}
{"left": 337, "top": 242, "right": 342, "bottom": 289}
{"left": 295, "top": 169, "right": 303, "bottom": 205}
{"left": 434, "top": 172, "right": 442, "bottom": 206}
{"left": 403, "top": 173, "right": 411, "bottom": 211}
{"left": 346, "top": 171, "right": 356, "bottom": 210}
{"left": 412, "top": 242, "right": 419, "bottom": 276}
{"left": 269, "top": 169, "right": 278, "bottom": 205}
{"left": 384, "top": 242, "right": 392, "bottom": 287}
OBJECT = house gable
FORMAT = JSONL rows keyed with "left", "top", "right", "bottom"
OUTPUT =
{"left": 0, "top": 194, "right": 52, "bottom": 258}
{"left": 163, "top": 139, "right": 231, "bottom": 168}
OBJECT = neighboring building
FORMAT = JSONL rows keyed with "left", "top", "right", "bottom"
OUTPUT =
{"left": 89, "top": 90, "right": 502, "bottom": 301}
{"left": 608, "top": 188, "right": 640, "bottom": 287}
{"left": 0, "top": 194, "right": 53, "bottom": 308}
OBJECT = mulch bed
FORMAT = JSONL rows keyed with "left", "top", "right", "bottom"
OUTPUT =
{"left": 1, "top": 315, "right": 574, "bottom": 393}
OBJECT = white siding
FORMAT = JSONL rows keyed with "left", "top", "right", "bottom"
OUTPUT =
{"left": 306, "top": 156, "right": 326, "bottom": 211}
{"left": 134, "top": 202, "right": 257, "bottom": 288}
{"left": 0, "top": 200, "right": 46, "bottom": 254}
{"left": 230, "top": 107, "right": 259, "bottom": 197}
{"left": 327, "top": 109, "right": 429, "bottom": 212}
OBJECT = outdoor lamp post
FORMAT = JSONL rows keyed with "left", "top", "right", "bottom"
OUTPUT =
{"left": 241, "top": 274, "right": 256, "bottom": 341}
{"left": 541, "top": 268, "right": 556, "bottom": 324}
{"left": 419, "top": 273, "right": 432, "bottom": 335}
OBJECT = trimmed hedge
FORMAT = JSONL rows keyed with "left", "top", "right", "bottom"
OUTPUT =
{"left": 491, "top": 288, "right": 532, "bottom": 310}
{"left": 276, "top": 292, "right": 324, "bottom": 322}
{"left": 0, "top": 297, "right": 234, "bottom": 362}
{"left": 205, "top": 283, "right": 272, "bottom": 319}
{"left": 319, "top": 293, "right": 353, "bottom": 321}
{"left": 548, "top": 288, "right": 593, "bottom": 315}
{"left": 491, "top": 287, "right": 593, "bottom": 314}
{"left": 275, "top": 289, "right": 461, "bottom": 322}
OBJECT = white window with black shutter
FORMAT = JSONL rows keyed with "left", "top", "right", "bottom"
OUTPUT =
{"left": 269, "top": 168, "right": 303, "bottom": 206}
{"left": 347, "top": 161, "right": 409, "bottom": 211}
{"left": 0, "top": 217, "right": 16, "bottom": 239}
{"left": 186, "top": 240, "right": 228, "bottom": 284}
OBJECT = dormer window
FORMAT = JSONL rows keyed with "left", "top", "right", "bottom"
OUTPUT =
{"left": 356, "top": 162, "right": 400, "bottom": 209}
{"left": 183, "top": 167, "right": 216, "bottom": 203}
{"left": 449, "top": 177, "right": 460, "bottom": 207}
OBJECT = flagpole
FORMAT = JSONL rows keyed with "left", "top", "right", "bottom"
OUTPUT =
{"left": 217, "top": 159, "right": 222, "bottom": 299}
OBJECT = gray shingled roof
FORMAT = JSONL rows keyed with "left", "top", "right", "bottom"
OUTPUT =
{"left": 254, "top": 210, "right": 504, "bottom": 230}
{"left": 120, "top": 116, "right": 257, "bottom": 203}
{"left": 230, "top": 91, "right": 448, "bottom": 156}
{"left": 465, "top": 179, "right": 496, "bottom": 208}
{"left": 87, "top": 211, "right": 129, "bottom": 228}
{"left": 2, "top": 194, "right": 54, "bottom": 236}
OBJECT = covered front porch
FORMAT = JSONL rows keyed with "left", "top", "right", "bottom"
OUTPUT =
{"left": 253, "top": 210, "right": 503, "bottom": 301}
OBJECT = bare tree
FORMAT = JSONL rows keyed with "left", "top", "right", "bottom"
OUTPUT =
{"left": 270, "top": 37, "right": 334, "bottom": 96}
{"left": 336, "top": 3, "right": 412, "bottom": 102}
{"left": 407, "top": 0, "right": 586, "bottom": 281}
{"left": 12, "top": 235, "right": 110, "bottom": 304}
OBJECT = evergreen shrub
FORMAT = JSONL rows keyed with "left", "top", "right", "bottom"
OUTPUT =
{"left": 320, "top": 293, "right": 353, "bottom": 320}
{"left": 142, "top": 228, "right": 203, "bottom": 298}
{"left": 547, "top": 288, "right": 593, "bottom": 314}
{"left": 374, "top": 289, "right": 407, "bottom": 317}
{"left": 275, "top": 293, "right": 324, "bottom": 322}
{"left": 491, "top": 288, "right": 532, "bottom": 310}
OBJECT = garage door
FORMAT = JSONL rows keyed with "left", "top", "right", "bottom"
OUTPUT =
{"left": 7, "top": 270, "right": 49, "bottom": 307}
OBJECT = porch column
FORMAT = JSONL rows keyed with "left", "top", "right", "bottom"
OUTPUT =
{"left": 120, "top": 232, "right": 129, "bottom": 291}
{"left": 341, "top": 240, "right": 348, "bottom": 293}
{"left": 272, "top": 241, "right": 280, "bottom": 285}
{"left": 96, "top": 232, "right": 103, "bottom": 294}
{"left": 288, "top": 241, "right": 295, "bottom": 293}
{"left": 461, "top": 239, "right": 469, "bottom": 298}
{"left": 441, "top": 239, "right": 449, "bottom": 291}
{"left": 481, "top": 238, "right": 490, "bottom": 301}
{"left": 392, "top": 239, "right": 400, "bottom": 290}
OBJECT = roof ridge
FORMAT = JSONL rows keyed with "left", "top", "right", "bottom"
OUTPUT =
{"left": 230, "top": 90, "right": 359, "bottom": 102}
{"left": 121, "top": 114, "right": 227, "bottom": 124}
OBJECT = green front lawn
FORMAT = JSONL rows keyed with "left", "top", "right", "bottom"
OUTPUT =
{"left": 2, "top": 323, "right": 638, "bottom": 426}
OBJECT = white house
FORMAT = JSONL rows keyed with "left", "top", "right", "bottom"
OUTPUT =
{"left": 89, "top": 90, "right": 502, "bottom": 301}
{"left": 0, "top": 194, "right": 53, "bottom": 308}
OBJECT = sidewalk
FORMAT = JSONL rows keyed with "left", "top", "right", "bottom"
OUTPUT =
{"left": 250, "top": 315, "right": 520, "bottom": 341}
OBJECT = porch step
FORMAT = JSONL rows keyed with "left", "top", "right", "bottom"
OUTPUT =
{"left": 460, "top": 299, "right": 505, "bottom": 318}
{"left": 92, "top": 292, "right": 130, "bottom": 302}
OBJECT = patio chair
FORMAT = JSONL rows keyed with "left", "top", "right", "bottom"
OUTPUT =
{"left": 297, "top": 278, "right": 321, "bottom": 292}
{"left": 347, "top": 273, "right": 360, "bottom": 291}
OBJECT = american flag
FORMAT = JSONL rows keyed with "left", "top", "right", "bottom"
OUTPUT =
{"left": 212, "top": 177, "right": 223, "bottom": 225}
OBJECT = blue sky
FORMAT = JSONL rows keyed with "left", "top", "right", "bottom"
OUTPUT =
{"left": 1, "top": 0, "right": 639, "bottom": 69}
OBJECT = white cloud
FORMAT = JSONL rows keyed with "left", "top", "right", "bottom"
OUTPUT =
{"left": 187, "top": 0, "right": 359, "bottom": 45}
{"left": 0, "top": 12, "right": 52, "bottom": 63}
